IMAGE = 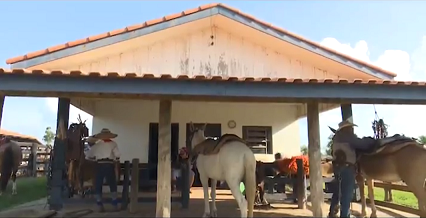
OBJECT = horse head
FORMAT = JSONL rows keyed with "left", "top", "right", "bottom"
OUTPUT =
{"left": 188, "top": 122, "right": 207, "bottom": 149}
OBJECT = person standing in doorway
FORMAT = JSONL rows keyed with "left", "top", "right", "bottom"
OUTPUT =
{"left": 328, "top": 120, "right": 376, "bottom": 218}
{"left": 86, "top": 128, "right": 121, "bottom": 212}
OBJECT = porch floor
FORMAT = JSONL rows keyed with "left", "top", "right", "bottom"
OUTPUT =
{"left": 0, "top": 188, "right": 418, "bottom": 217}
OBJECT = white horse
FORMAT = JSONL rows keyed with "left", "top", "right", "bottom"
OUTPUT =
{"left": 189, "top": 122, "right": 256, "bottom": 218}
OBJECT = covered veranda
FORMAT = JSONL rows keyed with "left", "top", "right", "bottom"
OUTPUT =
{"left": 0, "top": 68, "right": 425, "bottom": 217}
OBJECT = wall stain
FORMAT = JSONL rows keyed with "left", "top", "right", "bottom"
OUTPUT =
{"left": 230, "top": 58, "right": 237, "bottom": 77}
{"left": 180, "top": 58, "right": 189, "bottom": 75}
{"left": 204, "top": 62, "right": 212, "bottom": 77}
{"left": 217, "top": 53, "right": 228, "bottom": 77}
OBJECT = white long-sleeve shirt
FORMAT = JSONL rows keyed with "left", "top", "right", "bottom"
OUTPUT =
{"left": 86, "top": 139, "right": 121, "bottom": 160}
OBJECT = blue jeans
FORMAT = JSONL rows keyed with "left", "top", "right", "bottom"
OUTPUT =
{"left": 329, "top": 166, "right": 355, "bottom": 218}
{"left": 95, "top": 162, "right": 118, "bottom": 205}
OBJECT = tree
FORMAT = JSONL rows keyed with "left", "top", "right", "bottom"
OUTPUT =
{"left": 325, "top": 134, "right": 334, "bottom": 156}
{"left": 418, "top": 135, "right": 426, "bottom": 144}
{"left": 300, "top": 145, "right": 308, "bottom": 155}
{"left": 43, "top": 127, "right": 55, "bottom": 148}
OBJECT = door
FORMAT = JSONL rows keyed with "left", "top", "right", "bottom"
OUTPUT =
{"left": 148, "top": 123, "right": 179, "bottom": 180}
{"left": 186, "top": 123, "right": 221, "bottom": 187}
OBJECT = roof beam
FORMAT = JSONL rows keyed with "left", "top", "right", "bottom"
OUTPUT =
{"left": 0, "top": 74, "right": 424, "bottom": 105}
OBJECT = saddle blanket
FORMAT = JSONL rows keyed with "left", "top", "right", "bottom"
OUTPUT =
{"left": 192, "top": 134, "right": 247, "bottom": 155}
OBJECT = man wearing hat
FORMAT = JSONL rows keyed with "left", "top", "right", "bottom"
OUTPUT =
{"left": 328, "top": 120, "right": 376, "bottom": 218}
{"left": 86, "top": 128, "right": 121, "bottom": 212}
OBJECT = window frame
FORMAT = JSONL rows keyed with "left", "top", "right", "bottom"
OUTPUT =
{"left": 242, "top": 126, "right": 273, "bottom": 154}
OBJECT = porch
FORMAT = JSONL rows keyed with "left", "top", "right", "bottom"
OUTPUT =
{"left": 1, "top": 69, "right": 426, "bottom": 217}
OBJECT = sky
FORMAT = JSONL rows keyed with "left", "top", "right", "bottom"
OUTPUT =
{"left": 1, "top": 1, "right": 426, "bottom": 152}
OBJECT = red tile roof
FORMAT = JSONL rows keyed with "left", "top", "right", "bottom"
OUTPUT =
{"left": 0, "top": 68, "right": 421, "bottom": 86}
{"left": 5, "top": 3, "right": 397, "bottom": 78}
{"left": 0, "top": 129, "right": 41, "bottom": 144}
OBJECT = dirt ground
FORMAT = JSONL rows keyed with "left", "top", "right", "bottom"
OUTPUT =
{"left": 0, "top": 188, "right": 418, "bottom": 217}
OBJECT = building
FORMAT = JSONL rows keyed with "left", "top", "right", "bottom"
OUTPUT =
{"left": 4, "top": 4, "right": 395, "bottom": 164}
{"left": 6, "top": 3, "right": 421, "bottom": 215}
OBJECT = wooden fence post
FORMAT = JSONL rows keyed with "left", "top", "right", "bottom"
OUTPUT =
{"left": 31, "top": 143, "right": 38, "bottom": 177}
{"left": 121, "top": 161, "right": 130, "bottom": 210}
{"left": 296, "top": 159, "right": 306, "bottom": 209}
{"left": 129, "top": 158, "right": 139, "bottom": 213}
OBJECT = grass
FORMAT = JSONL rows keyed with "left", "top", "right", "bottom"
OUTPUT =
{"left": 0, "top": 177, "right": 48, "bottom": 211}
{"left": 370, "top": 187, "right": 418, "bottom": 209}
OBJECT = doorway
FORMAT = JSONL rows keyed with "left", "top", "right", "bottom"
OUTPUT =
{"left": 186, "top": 123, "right": 221, "bottom": 187}
{"left": 148, "top": 123, "right": 179, "bottom": 180}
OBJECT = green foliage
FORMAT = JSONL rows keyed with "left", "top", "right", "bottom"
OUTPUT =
{"left": 42, "top": 127, "right": 55, "bottom": 148}
{"left": 325, "top": 134, "right": 333, "bottom": 155}
{"left": 418, "top": 135, "right": 426, "bottom": 144}
{"left": 300, "top": 145, "right": 308, "bottom": 155}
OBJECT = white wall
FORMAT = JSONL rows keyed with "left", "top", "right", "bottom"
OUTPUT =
{"left": 92, "top": 100, "right": 301, "bottom": 163}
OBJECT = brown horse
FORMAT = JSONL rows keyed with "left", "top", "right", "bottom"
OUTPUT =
{"left": 329, "top": 127, "right": 426, "bottom": 217}
{"left": 0, "top": 137, "right": 22, "bottom": 195}
{"left": 66, "top": 117, "right": 89, "bottom": 196}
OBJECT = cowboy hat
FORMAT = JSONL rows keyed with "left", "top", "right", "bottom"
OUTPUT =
{"left": 336, "top": 120, "right": 357, "bottom": 132}
{"left": 84, "top": 136, "right": 99, "bottom": 144}
{"left": 92, "top": 128, "right": 117, "bottom": 139}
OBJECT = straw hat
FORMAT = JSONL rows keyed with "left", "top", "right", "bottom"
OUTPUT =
{"left": 92, "top": 128, "right": 117, "bottom": 139}
{"left": 336, "top": 120, "right": 357, "bottom": 132}
{"left": 85, "top": 136, "right": 99, "bottom": 144}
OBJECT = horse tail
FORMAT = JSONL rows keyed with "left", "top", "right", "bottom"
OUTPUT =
{"left": 1, "top": 145, "right": 14, "bottom": 192}
{"left": 244, "top": 152, "right": 256, "bottom": 218}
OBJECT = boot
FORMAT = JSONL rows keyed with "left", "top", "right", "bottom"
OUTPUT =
{"left": 96, "top": 201, "right": 105, "bottom": 213}
{"left": 111, "top": 198, "right": 119, "bottom": 211}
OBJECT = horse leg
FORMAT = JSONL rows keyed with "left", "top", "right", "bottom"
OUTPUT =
{"left": 366, "top": 179, "right": 377, "bottom": 218}
{"left": 228, "top": 180, "right": 248, "bottom": 218}
{"left": 356, "top": 174, "right": 367, "bottom": 217}
{"left": 258, "top": 182, "right": 268, "bottom": 205}
{"left": 200, "top": 174, "right": 211, "bottom": 218}
{"left": 210, "top": 179, "right": 218, "bottom": 217}
{"left": 11, "top": 168, "right": 18, "bottom": 195}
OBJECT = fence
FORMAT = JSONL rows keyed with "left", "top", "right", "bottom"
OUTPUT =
{"left": 369, "top": 181, "right": 419, "bottom": 215}
{"left": 18, "top": 145, "right": 50, "bottom": 177}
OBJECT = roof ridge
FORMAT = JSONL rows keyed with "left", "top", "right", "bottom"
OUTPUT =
{"left": 5, "top": 3, "right": 397, "bottom": 77}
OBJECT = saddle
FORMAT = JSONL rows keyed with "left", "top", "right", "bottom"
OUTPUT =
{"left": 365, "top": 134, "right": 419, "bottom": 155}
{"left": 192, "top": 134, "right": 247, "bottom": 155}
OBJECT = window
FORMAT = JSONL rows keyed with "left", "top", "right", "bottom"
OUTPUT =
{"left": 242, "top": 126, "right": 273, "bottom": 154}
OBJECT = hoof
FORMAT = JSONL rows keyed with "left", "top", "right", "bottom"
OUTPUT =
{"left": 202, "top": 212, "right": 211, "bottom": 218}
{"left": 370, "top": 214, "right": 377, "bottom": 218}
{"left": 12, "top": 191, "right": 17, "bottom": 195}
{"left": 0, "top": 192, "right": 2, "bottom": 196}
{"left": 210, "top": 210, "right": 218, "bottom": 217}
